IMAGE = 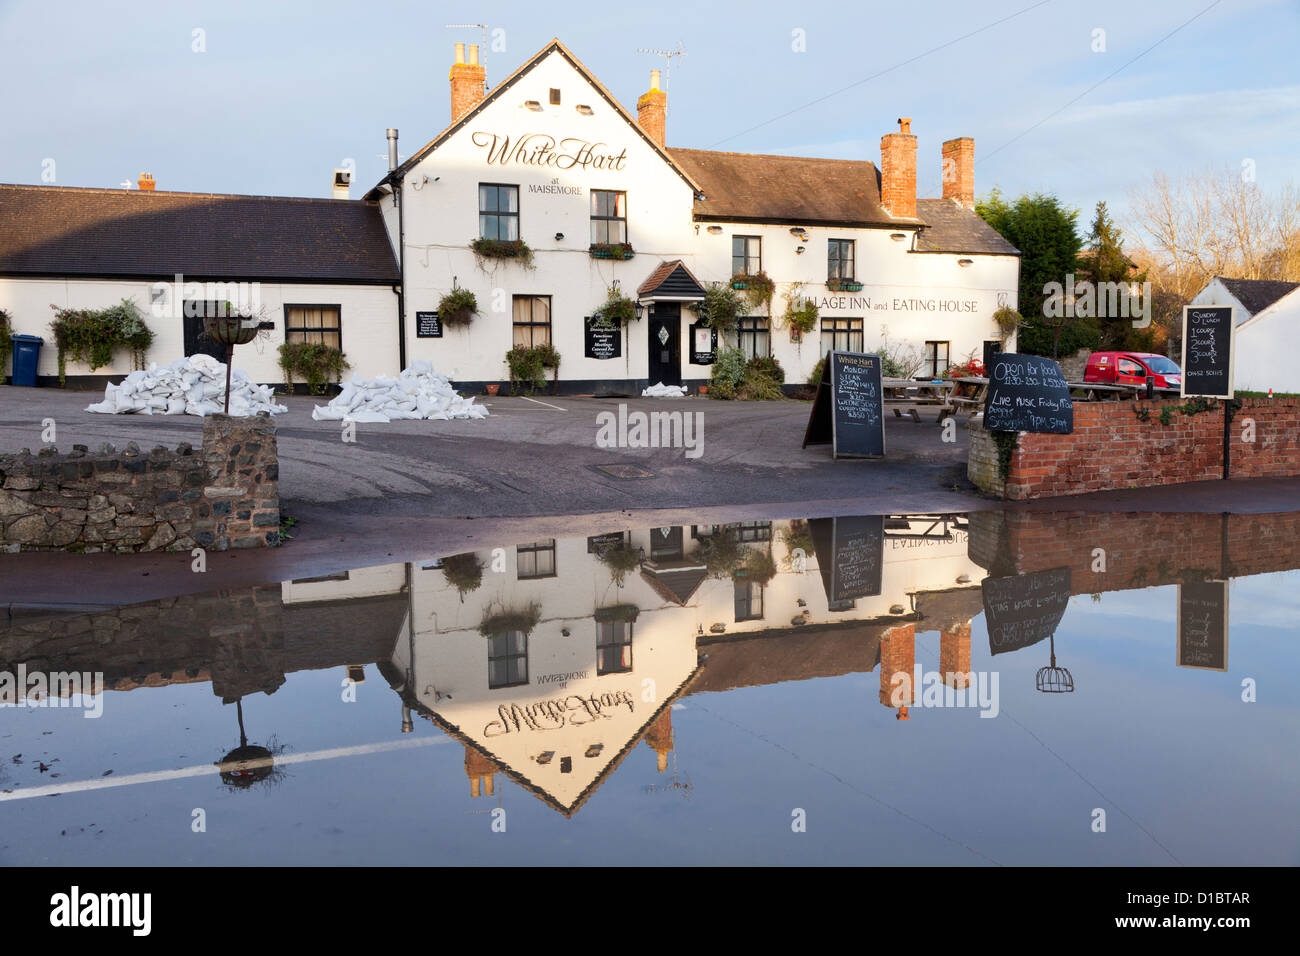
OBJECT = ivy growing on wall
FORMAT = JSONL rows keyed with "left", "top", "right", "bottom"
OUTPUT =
{"left": 49, "top": 299, "right": 154, "bottom": 385}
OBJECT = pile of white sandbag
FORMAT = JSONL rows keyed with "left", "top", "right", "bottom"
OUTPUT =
{"left": 85, "top": 354, "right": 288, "bottom": 417}
{"left": 641, "top": 382, "right": 688, "bottom": 398}
{"left": 309, "top": 361, "right": 488, "bottom": 423}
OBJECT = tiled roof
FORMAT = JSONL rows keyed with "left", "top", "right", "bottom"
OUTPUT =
{"left": 668, "top": 148, "right": 901, "bottom": 226}
{"left": 915, "top": 199, "right": 1019, "bottom": 256}
{"left": 1215, "top": 276, "right": 1300, "bottom": 316}
{"left": 0, "top": 184, "right": 400, "bottom": 283}
{"left": 636, "top": 259, "right": 706, "bottom": 299}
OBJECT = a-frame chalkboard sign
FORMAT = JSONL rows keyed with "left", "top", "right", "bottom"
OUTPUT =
{"left": 802, "top": 350, "right": 885, "bottom": 459}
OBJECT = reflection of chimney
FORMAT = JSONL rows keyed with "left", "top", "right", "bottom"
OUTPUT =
{"left": 465, "top": 746, "right": 496, "bottom": 797}
{"left": 400, "top": 705, "right": 414, "bottom": 734}
{"left": 879, "top": 118, "right": 916, "bottom": 219}
{"left": 644, "top": 708, "right": 674, "bottom": 773}
{"left": 940, "top": 621, "right": 973, "bottom": 688}
{"left": 637, "top": 70, "right": 667, "bottom": 148}
{"left": 941, "top": 137, "right": 975, "bottom": 209}
{"left": 137, "top": 172, "right": 156, "bottom": 191}
{"left": 879, "top": 623, "right": 916, "bottom": 707}
{"left": 450, "top": 43, "right": 486, "bottom": 122}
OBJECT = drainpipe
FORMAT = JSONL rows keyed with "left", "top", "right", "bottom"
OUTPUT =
{"left": 388, "top": 128, "right": 407, "bottom": 373}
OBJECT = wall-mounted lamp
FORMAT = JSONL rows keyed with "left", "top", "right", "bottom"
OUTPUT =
{"left": 789, "top": 227, "right": 810, "bottom": 241}
{"left": 890, "top": 233, "right": 907, "bottom": 242}
{"left": 575, "top": 104, "right": 594, "bottom": 115}
{"left": 796, "top": 245, "right": 805, "bottom": 255}
{"left": 706, "top": 225, "right": 723, "bottom": 234}
{"left": 956, "top": 574, "right": 972, "bottom": 584}
{"left": 957, "top": 258, "right": 974, "bottom": 267}
{"left": 555, "top": 232, "right": 565, "bottom": 241}
{"left": 524, "top": 99, "right": 543, "bottom": 111}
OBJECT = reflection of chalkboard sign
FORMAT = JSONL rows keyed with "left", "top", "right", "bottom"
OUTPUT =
{"left": 584, "top": 317, "right": 621, "bottom": 360}
{"left": 983, "top": 353, "right": 1073, "bottom": 434}
{"left": 689, "top": 322, "right": 717, "bottom": 365}
{"left": 587, "top": 531, "right": 628, "bottom": 555}
{"left": 982, "top": 567, "right": 1071, "bottom": 656}
{"left": 802, "top": 350, "right": 885, "bottom": 459}
{"left": 1177, "top": 579, "right": 1229, "bottom": 670}
{"left": 1181, "top": 306, "right": 1234, "bottom": 398}
{"left": 416, "top": 311, "right": 442, "bottom": 338}
{"left": 808, "top": 515, "right": 884, "bottom": 604}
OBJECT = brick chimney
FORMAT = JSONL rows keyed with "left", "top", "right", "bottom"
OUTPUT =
{"left": 940, "top": 621, "right": 973, "bottom": 689}
{"left": 941, "top": 137, "right": 975, "bottom": 209}
{"left": 878, "top": 623, "right": 916, "bottom": 708}
{"left": 450, "top": 42, "right": 486, "bottom": 123}
{"left": 879, "top": 118, "right": 917, "bottom": 220}
{"left": 637, "top": 70, "right": 667, "bottom": 148}
{"left": 137, "top": 172, "right": 156, "bottom": 191}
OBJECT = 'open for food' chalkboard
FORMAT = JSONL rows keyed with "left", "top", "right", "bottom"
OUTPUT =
{"left": 983, "top": 353, "right": 1073, "bottom": 434}
{"left": 802, "top": 350, "right": 885, "bottom": 459}
{"left": 1181, "top": 305, "right": 1234, "bottom": 398}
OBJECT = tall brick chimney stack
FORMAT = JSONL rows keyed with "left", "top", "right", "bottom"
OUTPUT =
{"left": 879, "top": 118, "right": 917, "bottom": 220}
{"left": 637, "top": 70, "right": 667, "bottom": 148}
{"left": 137, "top": 173, "right": 156, "bottom": 191}
{"left": 942, "top": 137, "right": 975, "bottom": 209}
{"left": 450, "top": 42, "right": 486, "bottom": 123}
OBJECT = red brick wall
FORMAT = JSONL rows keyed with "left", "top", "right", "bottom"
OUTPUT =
{"left": 637, "top": 89, "right": 667, "bottom": 147}
{"left": 987, "top": 397, "right": 1300, "bottom": 500}
{"left": 878, "top": 623, "right": 915, "bottom": 707}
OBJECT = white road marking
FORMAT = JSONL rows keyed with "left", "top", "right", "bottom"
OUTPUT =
{"left": 0, "top": 735, "right": 449, "bottom": 802}
{"left": 519, "top": 396, "right": 566, "bottom": 411}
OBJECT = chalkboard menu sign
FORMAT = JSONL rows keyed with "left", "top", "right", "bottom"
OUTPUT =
{"left": 809, "top": 515, "right": 885, "bottom": 603}
{"left": 1177, "top": 579, "right": 1229, "bottom": 670}
{"left": 983, "top": 353, "right": 1073, "bottom": 434}
{"left": 689, "top": 322, "right": 717, "bottom": 365}
{"left": 415, "top": 311, "right": 442, "bottom": 338}
{"left": 982, "top": 567, "right": 1071, "bottom": 656}
{"left": 1181, "top": 306, "right": 1234, "bottom": 398}
{"left": 584, "top": 317, "right": 621, "bottom": 360}
{"left": 802, "top": 350, "right": 886, "bottom": 459}
{"left": 587, "top": 531, "right": 628, "bottom": 555}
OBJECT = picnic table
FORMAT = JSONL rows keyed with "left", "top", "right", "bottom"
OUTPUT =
{"left": 882, "top": 378, "right": 959, "bottom": 423}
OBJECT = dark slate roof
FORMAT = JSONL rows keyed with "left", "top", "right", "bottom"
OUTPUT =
{"left": 1215, "top": 276, "right": 1300, "bottom": 316}
{"left": 667, "top": 148, "right": 905, "bottom": 226}
{"left": 915, "top": 199, "right": 1019, "bottom": 256}
{"left": 0, "top": 184, "right": 400, "bottom": 283}
{"left": 636, "top": 259, "right": 706, "bottom": 299}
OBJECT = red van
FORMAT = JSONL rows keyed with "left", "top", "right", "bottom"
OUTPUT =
{"left": 1083, "top": 352, "right": 1183, "bottom": 388}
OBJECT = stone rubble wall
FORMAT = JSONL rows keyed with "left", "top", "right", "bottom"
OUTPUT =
{"left": 0, "top": 413, "right": 279, "bottom": 553}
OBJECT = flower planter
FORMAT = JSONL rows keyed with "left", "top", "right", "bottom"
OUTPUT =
{"left": 485, "top": 383, "right": 500, "bottom": 396}
{"left": 698, "top": 384, "right": 710, "bottom": 395}
{"left": 826, "top": 280, "right": 863, "bottom": 292}
{"left": 589, "top": 244, "right": 635, "bottom": 260}
{"left": 730, "top": 280, "right": 749, "bottom": 290}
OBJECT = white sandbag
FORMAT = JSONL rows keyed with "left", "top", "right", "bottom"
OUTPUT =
{"left": 85, "top": 355, "right": 288, "bottom": 417}
{"left": 641, "top": 382, "right": 688, "bottom": 398}
{"left": 309, "top": 361, "right": 488, "bottom": 424}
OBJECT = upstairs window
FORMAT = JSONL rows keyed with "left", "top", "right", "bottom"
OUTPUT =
{"left": 597, "top": 621, "right": 633, "bottom": 675}
{"left": 488, "top": 631, "right": 528, "bottom": 689}
{"left": 828, "top": 239, "right": 855, "bottom": 280}
{"left": 478, "top": 184, "right": 519, "bottom": 241}
{"left": 516, "top": 539, "right": 556, "bottom": 579}
{"left": 591, "top": 190, "right": 627, "bottom": 245}
{"left": 732, "top": 235, "right": 761, "bottom": 275}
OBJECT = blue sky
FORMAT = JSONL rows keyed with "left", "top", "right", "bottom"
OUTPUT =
{"left": 2, "top": 0, "right": 1296, "bottom": 231}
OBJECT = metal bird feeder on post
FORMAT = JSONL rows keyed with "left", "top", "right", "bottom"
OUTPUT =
{"left": 202, "top": 313, "right": 273, "bottom": 413}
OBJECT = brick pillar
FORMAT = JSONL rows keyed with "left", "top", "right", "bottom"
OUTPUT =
{"left": 878, "top": 623, "right": 916, "bottom": 708}
{"left": 637, "top": 70, "right": 667, "bottom": 147}
{"left": 450, "top": 43, "right": 486, "bottom": 123}
{"left": 940, "top": 621, "right": 973, "bottom": 688}
{"left": 879, "top": 118, "right": 917, "bottom": 220}
{"left": 644, "top": 707, "right": 674, "bottom": 772}
{"left": 465, "top": 746, "right": 496, "bottom": 797}
{"left": 941, "top": 137, "right": 975, "bottom": 209}
{"left": 196, "top": 413, "right": 279, "bottom": 551}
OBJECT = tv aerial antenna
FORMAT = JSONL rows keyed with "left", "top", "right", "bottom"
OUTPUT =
{"left": 445, "top": 23, "right": 490, "bottom": 89}
{"left": 636, "top": 41, "right": 686, "bottom": 90}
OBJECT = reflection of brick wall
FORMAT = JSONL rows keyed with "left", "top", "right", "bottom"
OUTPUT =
{"left": 940, "top": 623, "right": 972, "bottom": 688}
{"left": 968, "top": 398, "right": 1300, "bottom": 500}
{"left": 968, "top": 511, "right": 1300, "bottom": 591}
{"left": 878, "top": 624, "right": 916, "bottom": 707}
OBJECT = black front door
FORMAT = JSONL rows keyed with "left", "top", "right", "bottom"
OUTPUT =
{"left": 647, "top": 303, "right": 681, "bottom": 386}
{"left": 183, "top": 302, "right": 229, "bottom": 362}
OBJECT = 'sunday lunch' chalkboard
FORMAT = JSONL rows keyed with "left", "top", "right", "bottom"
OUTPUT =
{"left": 808, "top": 515, "right": 885, "bottom": 603}
{"left": 1177, "top": 579, "right": 1229, "bottom": 670}
{"left": 689, "top": 322, "right": 717, "bottom": 365}
{"left": 802, "top": 350, "right": 885, "bottom": 459}
{"left": 983, "top": 353, "right": 1073, "bottom": 434}
{"left": 982, "top": 566, "right": 1071, "bottom": 656}
{"left": 415, "top": 311, "right": 442, "bottom": 338}
{"left": 584, "top": 317, "right": 622, "bottom": 360}
{"left": 1181, "top": 305, "right": 1234, "bottom": 398}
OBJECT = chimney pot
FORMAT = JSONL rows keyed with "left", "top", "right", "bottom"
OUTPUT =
{"left": 898, "top": 117, "right": 912, "bottom": 134}
{"left": 137, "top": 172, "right": 156, "bottom": 191}
{"left": 650, "top": 69, "right": 661, "bottom": 91}
{"left": 386, "top": 128, "right": 399, "bottom": 172}
{"left": 468, "top": 43, "right": 479, "bottom": 66}
{"left": 454, "top": 42, "right": 465, "bottom": 64}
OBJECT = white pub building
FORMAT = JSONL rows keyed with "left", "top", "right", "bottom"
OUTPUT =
{"left": 0, "top": 38, "right": 1019, "bottom": 393}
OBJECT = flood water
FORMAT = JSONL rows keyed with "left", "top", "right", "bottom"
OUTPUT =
{"left": 1, "top": 510, "right": 1297, "bottom": 866}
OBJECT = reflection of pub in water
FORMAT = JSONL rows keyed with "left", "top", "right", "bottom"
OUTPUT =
{"left": 2, "top": 510, "right": 1272, "bottom": 816}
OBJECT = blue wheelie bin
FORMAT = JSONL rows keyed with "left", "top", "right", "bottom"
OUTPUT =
{"left": 10, "top": 334, "right": 44, "bottom": 386}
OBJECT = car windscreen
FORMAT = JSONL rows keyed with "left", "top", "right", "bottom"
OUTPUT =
{"left": 1143, "top": 356, "right": 1181, "bottom": 374}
